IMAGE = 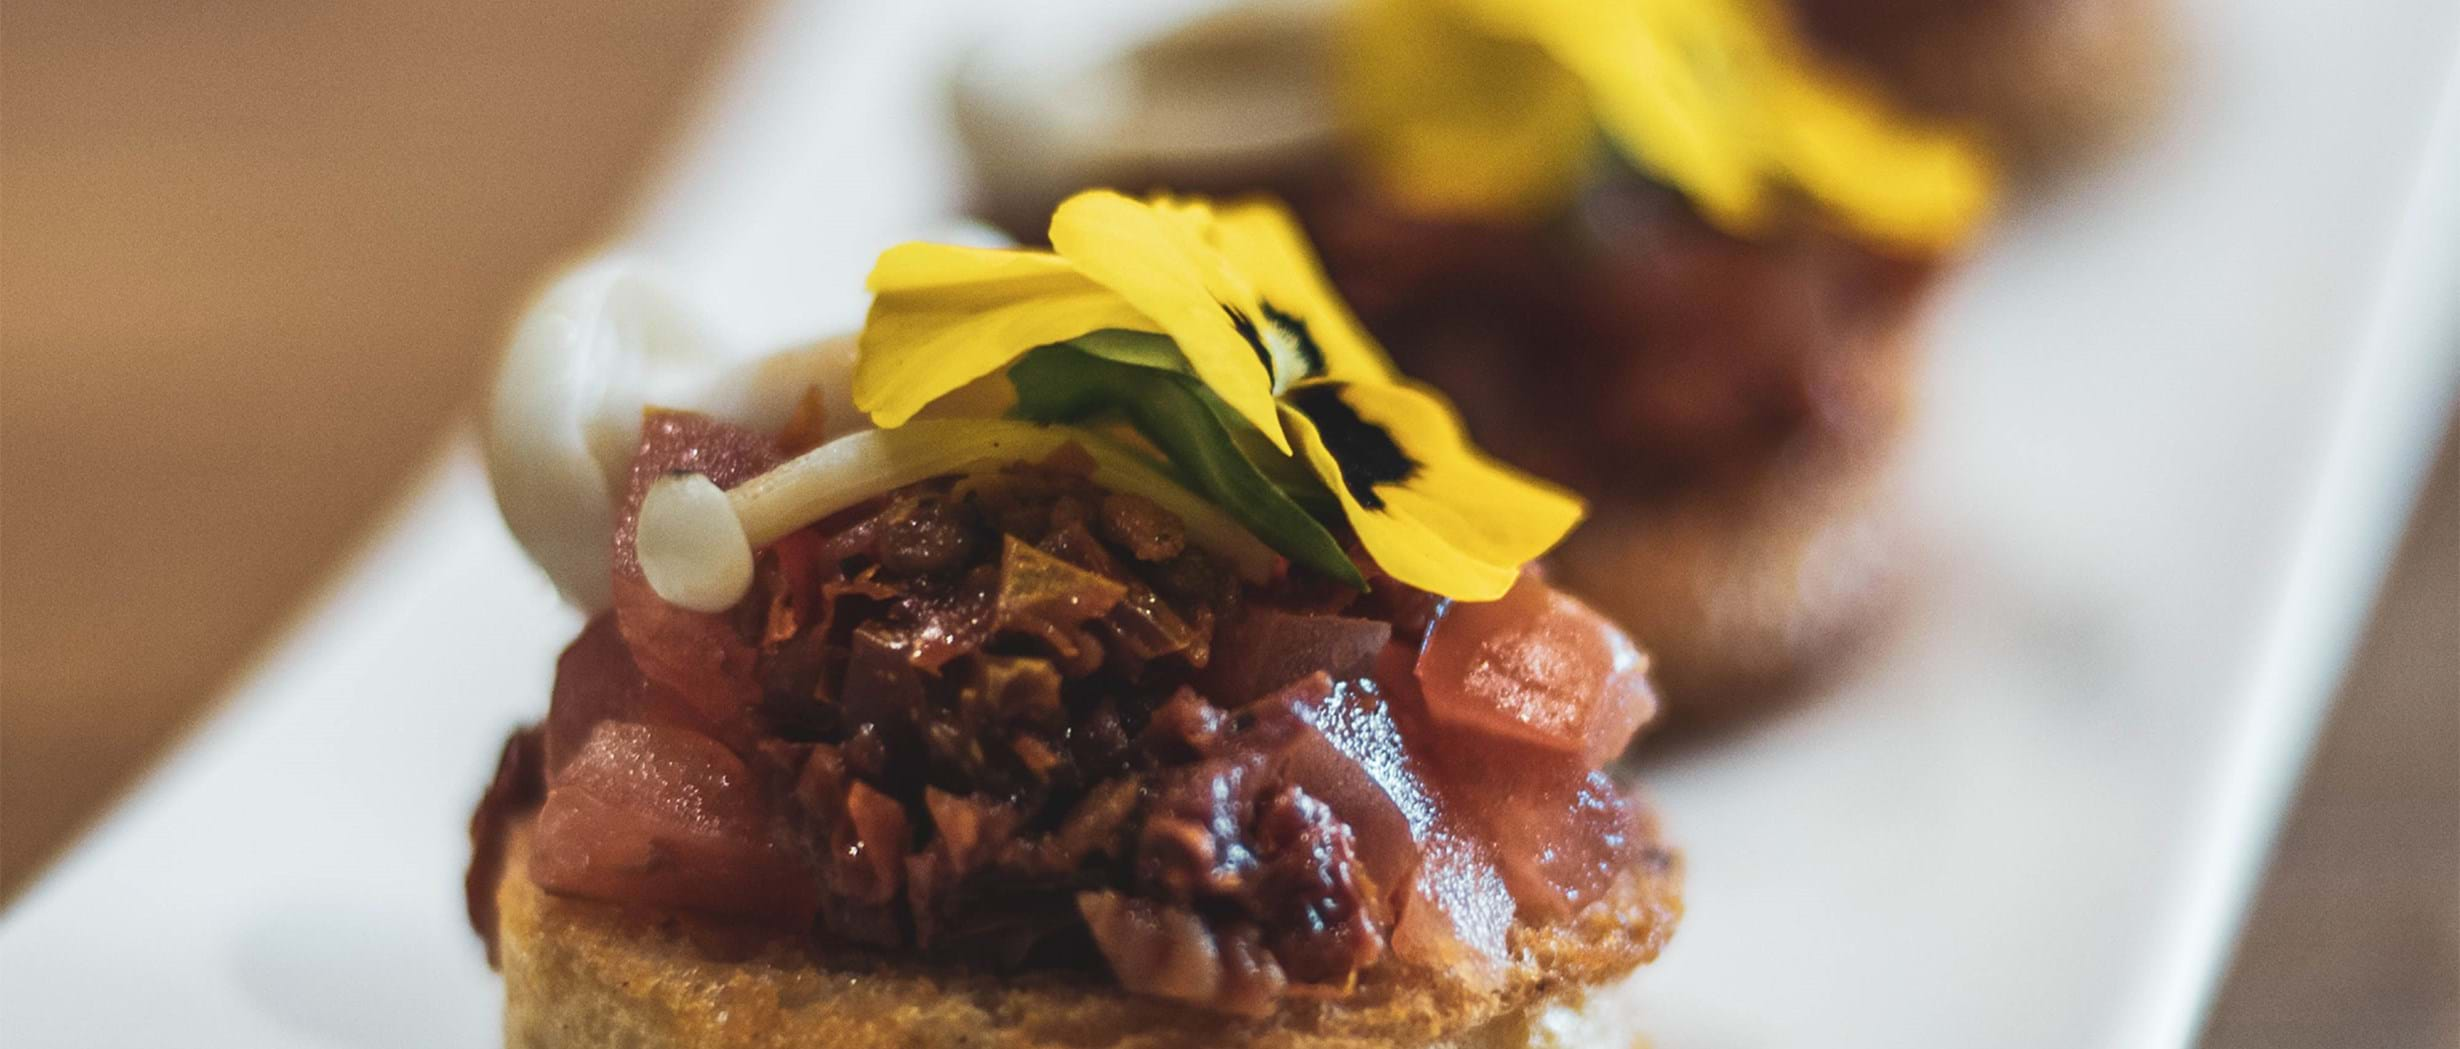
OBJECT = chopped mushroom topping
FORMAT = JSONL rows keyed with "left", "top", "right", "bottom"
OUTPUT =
{"left": 476, "top": 412, "right": 1663, "bottom": 1013}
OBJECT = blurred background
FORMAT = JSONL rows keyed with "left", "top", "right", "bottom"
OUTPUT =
{"left": 0, "top": 2, "right": 2450, "bottom": 1046}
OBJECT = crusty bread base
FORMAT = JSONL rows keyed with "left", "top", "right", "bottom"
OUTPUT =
{"left": 1553, "top": 310, "right": 1920, "bottom": 726}
{"left": 498, "top": 827, "right": 1680, "bottom": 1049}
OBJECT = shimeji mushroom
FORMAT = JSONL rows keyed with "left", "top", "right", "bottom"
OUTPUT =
{"left": 635, "top": 418, "right": 1280, "bottom": 613}
{"left": 486, "top": 260, "right": 859, "bottom": 610}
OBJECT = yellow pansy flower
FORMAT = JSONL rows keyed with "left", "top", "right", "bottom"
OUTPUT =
{"left": 1341, "top": 0, "right": 1997, "bottom": 250}
{"left": 856, "top": 190, "right": 1581, "bottom": 601}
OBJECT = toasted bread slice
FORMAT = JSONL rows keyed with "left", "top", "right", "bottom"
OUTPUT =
{"left": 1548, "top": 305, "right": 1917, "bottom": 726}
{"left": 494, "top": 826, "right": 1681, "bottom": 1049}
{"left": 1560, "top": 448, "right": 1907, "bottom": 725}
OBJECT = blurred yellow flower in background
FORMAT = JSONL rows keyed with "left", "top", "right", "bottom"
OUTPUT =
{"left": 1342, "top": 0, "right": 1998, "bottom": 250}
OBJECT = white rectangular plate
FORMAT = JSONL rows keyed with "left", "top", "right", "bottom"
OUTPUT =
{"left": 6, "top": 2, "right": 2456, "bottom": 1046}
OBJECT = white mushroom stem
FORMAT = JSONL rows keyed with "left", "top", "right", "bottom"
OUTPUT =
{"left": 636, "top": 419, "right": 1282, "bottom": 613}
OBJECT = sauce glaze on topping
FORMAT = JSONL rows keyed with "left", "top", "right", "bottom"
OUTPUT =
{"left": 472, "top": 411, "right": 1661, "bottom": 1014}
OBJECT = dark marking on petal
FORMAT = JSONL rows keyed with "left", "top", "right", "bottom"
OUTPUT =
{"left": 1223, "top": 299, "right": 1326, "bottom": 391}
{"left": 1224, "top": 303, "right": 1272, "bottom": 376}
{"left": 1259, "top": 302, "right": 1326, "bottom": 382}
{"left": 1286, "top": 384, "right": 1418, "bottom": 512}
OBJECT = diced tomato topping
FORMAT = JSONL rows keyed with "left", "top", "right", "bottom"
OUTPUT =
{"left": 543, "top": 613, "right": 719, "bottom": 773}
{"left": 1377, "top": 634, "right": 1654, "bottom": 921}
{"left": 530, "top": 721, "right": 815, "bottom": 923}
{"left": 1416, "top": 571, "right": 1656, "bottom": 768}
{"left": 607, "top": 411, "right": 787, "bottom": 742}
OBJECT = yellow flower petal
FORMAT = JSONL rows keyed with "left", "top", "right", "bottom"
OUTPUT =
{"left": 1281, "top": 380, "right": 1583, "bottom": 601}
{"left": 856, "top": 242, "right": 1158, "bottom": 427}
{"left": 1766, "top": 67, "right": 1996, "bottom": 250}
{"left": 1541, "top": 0, "right": 1775, "bottom": 232}
{"left": 1563, "top": 0, "right": 1993, "bottom": 247}
{"left": 1207, "top": 197, "right": 1400, "bottom": 386}
{"left": 1046, "top": 191, "right": 1293, "bottom": 452}
{"left": 1339, "top": 0, "right": 1598, "bottom": 220}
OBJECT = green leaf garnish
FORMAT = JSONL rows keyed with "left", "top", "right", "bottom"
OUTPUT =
{"left": 1064, "top": 331, "right": 1342, "bottom": 514}
{"left": 1009, "top": 335, "right": 1366, "bottom": 588}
